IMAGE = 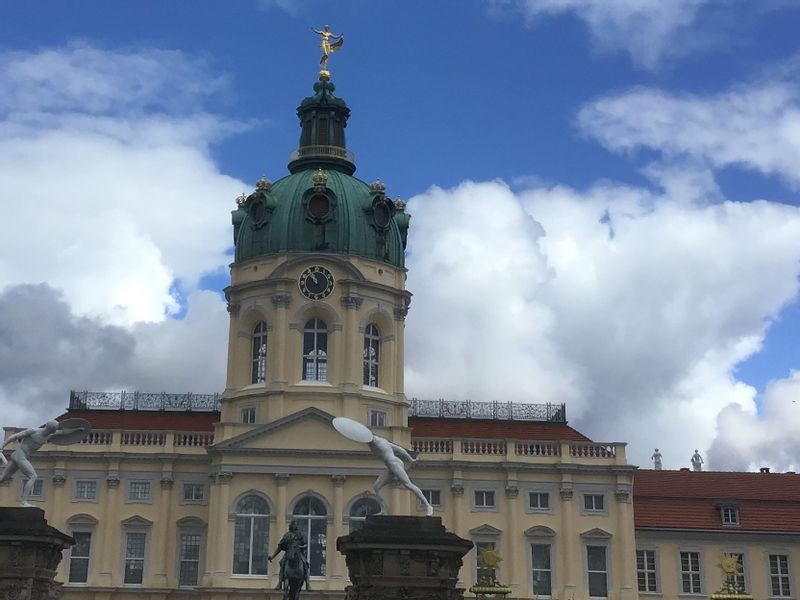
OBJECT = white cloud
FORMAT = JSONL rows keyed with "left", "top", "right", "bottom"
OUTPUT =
{"left": 405, "top": 173, "right": 800, "bottom": 469}
{"left": 0, "top": 43, "right": 246, "bottom": 326}
{"left": 492, "top": 0, "right": 708, "bottom": 69}
{"left": 578, "top": 81, "right": 800, "bottom": 189}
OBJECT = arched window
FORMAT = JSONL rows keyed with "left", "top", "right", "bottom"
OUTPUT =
{"left": 302, "top": 318, "right": 328, "bottom": 381}
{"left": 251, "top": 321, "right": 268, "bottom": 384}
{"left": 363, "top": 324, "right": 380, "bottom": 387}
{"left": 349, "top": 497, "right": 381, "bottom": 532}
{"left": 292, "top": 496, "right": 327, "bottom": 576}
{"left": 233, "top": 495, "right": 269, "bottom": 575}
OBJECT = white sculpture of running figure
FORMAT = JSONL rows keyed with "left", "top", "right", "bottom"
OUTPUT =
{"left": 691, "top": 449, "right": 704, "bottom": 472}
{"left": 651, "top": 448, "right": 662, "bottom": 470}
{"left": 369, "top": 434, "right": 433, "bottom": 516}
{"left": 0, "top": 419, "right": 81, "bottom": 505}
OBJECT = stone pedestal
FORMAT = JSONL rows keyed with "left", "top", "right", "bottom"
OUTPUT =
{"left": 337, "top": 516, "right": 473, "bottom": 600}
{"left": 0, "top": 507, "right": 74, "bottom": 600}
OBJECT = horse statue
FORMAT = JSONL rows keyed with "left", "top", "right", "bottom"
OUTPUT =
{"left": 268, "top": 521, "right": 311, "bottom": 600}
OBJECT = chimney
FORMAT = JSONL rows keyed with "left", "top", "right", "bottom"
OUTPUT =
{"left": 679, "top": 467, "right": 690, "bottom": 472}
{"left": 760, "top": 467, "right": 770, "bottom": 473}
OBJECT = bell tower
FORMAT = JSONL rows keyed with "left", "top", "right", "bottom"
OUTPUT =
{"left": 220, "top": 67, "right": 411, "bottom": 437}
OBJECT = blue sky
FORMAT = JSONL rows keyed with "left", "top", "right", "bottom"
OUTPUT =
{"left": 1, "top": 1, "right": 799, "bottom": 469}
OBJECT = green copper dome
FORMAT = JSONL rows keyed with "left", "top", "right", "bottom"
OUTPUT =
{"left": 231, "top": 78, "right": 410, "bottom": 268}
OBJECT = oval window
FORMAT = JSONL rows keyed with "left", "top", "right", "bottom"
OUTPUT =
{"left": 308, "top": 193, "right": 331, "bottom": 219}
{"left": 250, "top": 199, "right": 266, "bottom": 224}
{"left": 373, "top": 202, "right": 391, "bottom": 228}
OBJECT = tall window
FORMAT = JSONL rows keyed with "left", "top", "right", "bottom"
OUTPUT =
{"left": 637, "top": 550, "right": 657, "bottom": 592}
{"left": 251, "top": 321, "right": 267, "bottom": 384}
{"left": 302, "top": 318, "right": 328, "bottom": 381}
{"left": 233, "top": 495, "right": 270, "bottom": 575}
{"left": 587, "top": 546, "right": 608, "bottom": 598}
{"left": 349, "top": 497, "right": 381, "bottom": 532}
{"left": 363, "top": 324, "right": 380, "bottom": 386}
{"left": 729, "top": 553, "right": 746, "bottom": 591}
{"left": 293, "top": 496, "right": 328, "bottom": 576}
{"left": 680, "top": 551, "right": 702, "bottom": 594}
{"left": 770, "top": 554, "right": 791, "bottom": 597}
{"left": 68, "top": 531, "right": 91, "bottom": 583}
{"left": 476, "top": 541, "right": 498, "bottom": 585}
{"left": 179, "top": 533, "right": 202, "bottom": 587}
{"left": 531, "top": 543, "right": 552, "bottom": 596}
{"left": 124, "top": 532, "right": 147, "bottom": 584}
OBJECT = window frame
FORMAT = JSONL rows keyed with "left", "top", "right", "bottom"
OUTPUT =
{"left": 721, "top": 505, "right": 740, "bottom": 527}
{"left": 182, "top": 483, "right": 206, "bottom": 504}
{"left": 421, "top": 488, "right": 443, "bottom": 510}
{"left": 19, "top": 477, "right": 44, "bottom": 501}
{"left": 177, "top": 531, "right": 203, "bottom": 588}
{"left": 678, "top": 549, "right": 704, "bottom": 595}
{"left": 291, "top": 494, "right": 330, "bottom": 578}
{"left": 347, "top": 495, "right": 382, "bottom": 533}
{"left": 363, "top": 324, "right": 381, "bottom": 387}
{"left": 123, "top": 530, "right": 148, "bottom": 586}
{"left": 528, "top": 491, "right": 551, "bottom": 512}
{"left": 368, "top": 408, "right": 388, "bottom": 428}
{"left": 240, "top": 406, "right": 257, "bottom": 424}
{"left": 302, "top": 318, "right": 328, "bottom": 382}
{"left": 231, "top": 493, "right": 271, "bottom": 577}
{"left": 472, "top": 489, "right": 497, "bottom": 511}
{"left": 585, "top": 544, "right": 610, "bottom": 599}
{"left": 636, "top": 548, "right": 659, "bottom": 594}
{"left": 582, "top": 493, "right": 606, "bottom": 514}
{"left": 474, "top": 539, "right": 500, "bottom": 586}
{"left": 530, "top": 542, "right": 554, "bottom": 597}
{"left": 723, "top": 550, "right": 747, "bottom": 592}
{"left": 73, "top": 479, "right": 99, "bottom": 502}
{"left": 251, "top": 321, "right": 268, "bottom": 384}
{"left": 67, "top": 529, "right": 93, "bottom": 584}
{"left": 126, "top": 480, "right": 152, "bottom": 504}
{"left": 768, "top": 553, "right": 792, "bottom": 598}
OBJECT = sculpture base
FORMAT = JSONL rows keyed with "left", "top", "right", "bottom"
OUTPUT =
{"left": 337, "top": 515, "right": 473, "bottom": 600}
{"left": 0, "top": 507, "right": 74, "bottom": 600}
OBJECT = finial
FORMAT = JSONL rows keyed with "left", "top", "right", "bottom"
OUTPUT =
{"left": 369, "top": 179, "right": 386, "bottom": 194}
{"left": 312, "top": 168, "right": 328, "bottom": 190}
{"left": 394, "top": 197, "right": 406, "bottom": 210}
{"left": 256, "top": 176, "right": 272, "bottom": 191}
{"left": 236, "top": 193, "right": 247, "bottom": 207}
{"left": 312, "top": 24, "right": 344, "bottom": 80}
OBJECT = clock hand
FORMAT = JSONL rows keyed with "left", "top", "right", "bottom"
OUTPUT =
{"left": 310, "top": 272, "right": 318, "bottom": 284}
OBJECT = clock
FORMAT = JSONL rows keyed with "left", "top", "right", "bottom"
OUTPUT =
{"left": 299, "top": 266, "right": 335, "bottom": 300}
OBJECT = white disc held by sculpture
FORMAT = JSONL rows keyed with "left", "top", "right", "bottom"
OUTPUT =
{"left": 48, "top": 418, "right": 92, "bottom": 445}
{"left": 332, "top": 417, "right": 374, "bottom": 443}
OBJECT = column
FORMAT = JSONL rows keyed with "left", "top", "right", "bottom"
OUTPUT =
{"left": 340, "top": 295, "right": 361, "bottom": 387}
{"left": 504, "top": 484, "right": 521, "bottom": 590}
{"left": 450, "top": 474, "right": 465, "bottom": 535}
{"left": 212, "top": 472, "right": 233, "bottom": 585}
{"left": 270, "top": 294, "right": 292, "bottom": 386}
{"left": 616, "top": 485, "right": 635, "bottom": 600}
{"left": 153, "top": 474, "right": 174, "bottom": 586}
{"left": 559, "top": 481, "right": 577, "bottom": 599}
{"left": 331, "top": 475, "right": 346, "bottom": 581}
{"left": 50, "top": 468, "right": 67, "bottom": 528}
{"left": 98, "top": 469, "right": 121, "bottom": 586}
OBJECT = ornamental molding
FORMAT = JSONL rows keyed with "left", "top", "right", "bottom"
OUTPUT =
{"left": 340, "top": 294, "right": 364, "bottom": 310}
{"left": 227, "top": 302, "right": 241, "bottom": 317}
{"left": 559, "top": 483, "right": 574, "bottom": 501}
{"left": 615, "top": 485, "right": 631, "bottom": 502}
{"left": 160, "top": 477, "right": 174, "bottom": 490}
{"left": 469, "top": 523, "right": 502, "bottom": 536}
{"left": 276, "top": 473, "right": 290, "bottom": 486}
{"left": 451, "top": 484, "right": 465, "bottom": 497}
{"left": 332, "top": 474, "right": 347, "bottom": 487}
{"left": 393, "top": 305, "right": 409, "bottom": 321}
{"left": 504, "top": 486, "right": 519, "bottom": 499}
{"left": 106, "top": 473, "right": 121, "bottom": 489}
{"left": 581, "top": 527, "right": 613, "bottom": 539}
{"left": 524, "top": 525, "right": 556, "bottom": 538}
{"left": 214, "top": 406, "right": 335, "bottom": 451}
{"left": 271, "top": 293, "right": 293, "bottom": 308}
{"left": 52, "top": 471, "right": 67, "bottom": 488}
{"left": 121, "top": 515, "right": 154, "bottom": 528}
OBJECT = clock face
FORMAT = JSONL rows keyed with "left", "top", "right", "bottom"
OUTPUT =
{"left": 299, "top": 266, "right": 335, "bottom": 300}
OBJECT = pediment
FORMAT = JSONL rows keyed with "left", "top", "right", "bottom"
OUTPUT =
{"left": 524, "top": 525, "right": 556, "bottom": 538}
{"left": 177, "top": 516, "right": 206, "bottom": 528}
{"left": 121, "top": 515, "right": 153, "bottom": 527}
{"left": 215, "top": 407, "right": 366, "bottom": 452}
{"left": 67, "top": 513, "right": 98, "bottom": 526}
{"left": 581, "top": 527, "right": 612, "bottom": 539}
{"left": 469, "top": 524, "right": 502, "bottom": 536}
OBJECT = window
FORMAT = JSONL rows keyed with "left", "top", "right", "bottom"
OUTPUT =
{"left": 584, "top": 494, "right": 605, "bottom": 512}
{"left": 302, "top": 318, "right": 328, "bottom": 381}
{"left": 68, "top": 531, "right": 91, "bottom": 583}
{"left": 476, "top": 541, "right": 498, "bottom": 585}
{"left": 251, "top": 321, "right": 267, "bottom": 384}
{"left": 531, "top": 543, "right": 552, "bottom": 596}
{"left": 349, "top": 497, "right": 381, "bottom": 532}
{"left": 179, "top": 533, "right": 202, "bottom": 587}
{"left": 729, "top": 553, "right": 746, "bottom": 591}
{"left": 21, "top": 478, "right": 44, "bottom": 499}
{"left": 293, "top": 495, "right": 328, "bottom": 576}
{"left": 128, "top": 481, "right": 151, "bottom": 502}
{"left": 474, "top": 490, "right": 496, "bottom": 508}
{"left": 232, "top": 494, "right": 270, "bottom": 575}
{"left": 183, "top": 483, "right": 205, "bottom": 502}
{"left": 369, "top": 408, "right": 387, "bottom": 428}
{"left": 637, "top": 550, "right": 658, "bottom": 593}
{"left": 241, "top": 406, "right": 256, "bottom": 424}
{"left": 680, "top": 551, "right": 702, "bottom": 594}
{"left": 124, "top": 532, "right": 146, "bottom": 584}
{"left": 721, "top": 506, "right": 739, "bottom": 526}
{"left": 75, "top": 480, "right": 97, "bottom": 501}
{"left": 363, "top": 324, "right": 380, "bottom": 386}
{"left": 587, "top": 545, "right": 608, "bottom": 598}
{"left": 529, "top": 492, "right": 550, "bottom": 511}
{"left": 422, "top": 489, "right": 442, "bottom": 508}
{"left": 770, "top": 554, "right": 791, "bottom": 597}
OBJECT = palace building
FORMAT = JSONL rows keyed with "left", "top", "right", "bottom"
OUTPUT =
{"left": 2, "top": 63, "right": 799, "bottom": 600}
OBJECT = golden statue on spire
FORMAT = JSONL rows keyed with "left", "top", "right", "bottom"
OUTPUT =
{"left": 312, "top": 24, "right": 344, "bottom": 80}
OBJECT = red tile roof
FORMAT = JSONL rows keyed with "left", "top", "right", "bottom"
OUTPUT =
{"left": 634, "top": 469, "right": 800, "bottom": 533}
{"left": 59, "top": 409, "right": 218, "bottom": 432}
{"left": 408, "top": 417, "right": 591, "bottom": 441}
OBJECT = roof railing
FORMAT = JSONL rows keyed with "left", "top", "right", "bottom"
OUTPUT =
{"left": 69, "top": 391, "right": 221, "bottom": 412}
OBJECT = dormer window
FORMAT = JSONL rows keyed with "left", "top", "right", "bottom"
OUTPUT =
{"left": 721, "top": 505, "right": 740, "bottom": 526}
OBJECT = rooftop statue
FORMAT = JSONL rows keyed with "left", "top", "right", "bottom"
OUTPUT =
{"left": 312, "top": 24, "right": 343, "bottom": 79}
{"left": 1, "top": 418, "right": 90, "bottom": 506}
{"left": 651, "top": 448, "right": 662, "bottom": 470}
{"left": 332, "top": 417, "right": 433, "bottom": 516}
{"left": 268, "top": 520, "right": 311, "bottom": 600}
{"left": 691, "top": 449, "right": 704, "bottom": 472}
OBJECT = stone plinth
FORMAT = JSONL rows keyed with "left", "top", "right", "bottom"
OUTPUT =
{"left": 337, "top": 516, "right": 473, "bottom": 600}
{"left": 0, "top": 507, "right": 74, "bottom": 600}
